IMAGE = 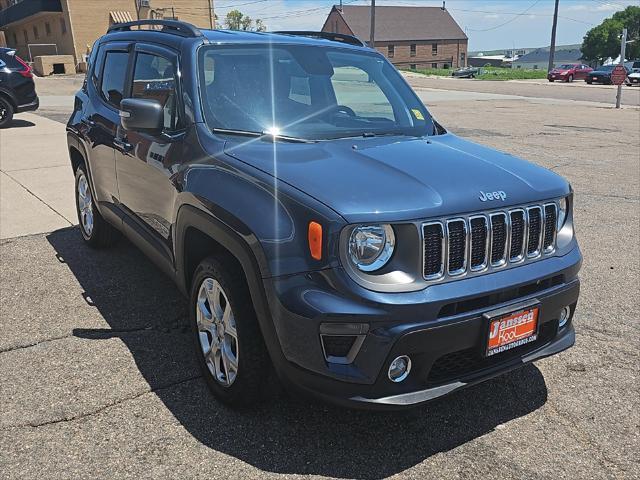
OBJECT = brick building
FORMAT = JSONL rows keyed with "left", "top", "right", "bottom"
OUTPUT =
{"left": 322, "top": 5, "right": 468, "bottom": 70}
{"left": 0, "top": 0, "right": 213, "bottom": 69}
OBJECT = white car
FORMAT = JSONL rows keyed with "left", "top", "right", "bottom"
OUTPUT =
{"left": 625, "top": 71, "right": 640, "bottom": 86}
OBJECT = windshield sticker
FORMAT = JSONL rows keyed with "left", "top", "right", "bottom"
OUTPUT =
{"left": 411, "top": 109, "right": 424, "bottom": 120}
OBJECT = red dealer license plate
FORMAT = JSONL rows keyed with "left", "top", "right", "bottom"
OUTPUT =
{"left": 486, "top": 306, "right": 539, "bottom": 357}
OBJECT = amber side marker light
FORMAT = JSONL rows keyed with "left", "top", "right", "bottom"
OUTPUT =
{"left": 308, "top": 221, "right": 323, "bottom": 260}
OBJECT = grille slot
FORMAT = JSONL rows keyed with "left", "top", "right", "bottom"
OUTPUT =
{"left": 490, "top": 213, "right": 507, "bottom": 266}
{"left": 526, "top": 206, "right": 542, "bottom": 257}
{"left": 469, "top": 216, "right": 488, "bottom": 271}
{"left": 447, "top": 220, "right": 467, "bottom": 275}
{"left": 543, "top": 204, "right": 557, "bottom": 252}
{"left": 423, "top": 222, "right": 444, "bottom": 279}
{"left": 422, "top": 200, "right": 560, "bottom": 282}
{"left": 509, "top": 210, "right": 525, "bottom": 261}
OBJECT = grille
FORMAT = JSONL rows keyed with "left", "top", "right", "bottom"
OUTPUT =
{"left": 422, "top": 201, "right": 559, "bottom": 281}
{"left": 447, "top": 220, "right": 467, "bottom": 274}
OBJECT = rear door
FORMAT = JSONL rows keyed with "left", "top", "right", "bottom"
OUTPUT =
{"left": 114, "top": 43, "right": 185, "bottom": 263}
{"left": 81, "top": 42, "right": 133, "bottom": 208}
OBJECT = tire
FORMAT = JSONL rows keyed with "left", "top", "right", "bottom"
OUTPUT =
{"left": 548, "top": 79, "right": 554, "bottom": 82}
{"left": 567, "top": 75, "right": 574, "bottom": 83}
{"left": 74, "top": 164, "right": 119, "bottom": 247}
{"left": 586, "top": 79, "right": 592, "bottom": 84}
{"left": 0, "top": 96, "right": 14, "bottom": 129}
{"left": 190, "top": 256, "right": 271, "bottom": 407}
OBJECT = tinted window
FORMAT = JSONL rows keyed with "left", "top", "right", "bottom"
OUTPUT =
{"left": 131, "top": 52, "right": 178, "bottom": 131}
{"left": 101, "top": 51, "right": 129, "bottom": 108}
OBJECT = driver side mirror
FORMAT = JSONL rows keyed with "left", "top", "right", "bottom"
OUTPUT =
{"left": 119, "top": 98, "right": 163, "bottom": 133}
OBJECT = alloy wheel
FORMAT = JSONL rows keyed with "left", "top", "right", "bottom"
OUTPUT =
{"left": 196, "top": 278, "right": 239, "bottom": 386}
{"left": 77, "top": 173, "right": 94, "bottom": 237}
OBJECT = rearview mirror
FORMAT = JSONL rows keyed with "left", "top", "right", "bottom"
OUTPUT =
{"left": 119, "top": 98, "right": 163, "bottom": 133}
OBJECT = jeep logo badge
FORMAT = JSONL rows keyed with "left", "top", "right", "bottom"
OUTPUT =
{"left": 479, "top": 190, "right": 507, "bottom": 202}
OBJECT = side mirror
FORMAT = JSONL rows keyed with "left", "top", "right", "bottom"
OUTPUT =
{"left": 119, "top": 98, "right": 163, "bottom": 133}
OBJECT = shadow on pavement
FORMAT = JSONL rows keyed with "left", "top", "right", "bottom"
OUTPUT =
{"left": 4, "top": 119, "right": 36, "bottom": 129}
{"left": 47, "top": 226, "right": 548, "bottom": 479}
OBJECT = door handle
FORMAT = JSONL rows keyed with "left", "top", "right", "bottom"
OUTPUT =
{"left": 114, "top": 138, "right": 133, "bottom": 153}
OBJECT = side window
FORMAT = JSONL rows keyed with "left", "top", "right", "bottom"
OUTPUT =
{"left": 88, "top": 43, "right": 102, "bottom": 89}
{"left": 100, "top": 51, "right": 129, "bottom": 108}
{"left": 331, "top": 66, "right": 395, "bottom": 121}
{"left": 131, "top": 52, "right": 179, "bottom": 131}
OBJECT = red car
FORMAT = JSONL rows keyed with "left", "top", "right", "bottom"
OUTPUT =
{"left": 548, "top": 64, "right": 593, "bottom": 82}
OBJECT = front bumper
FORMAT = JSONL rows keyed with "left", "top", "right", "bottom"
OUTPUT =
{"left": 262, "top": 247, "right": 582, "bottom": 409}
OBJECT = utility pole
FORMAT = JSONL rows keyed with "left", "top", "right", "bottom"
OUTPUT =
{"left": 547, "top": 0, "right": 559, "bottom": 72}
{"left": 615, "top": 28, "right": 628, "bottom": 109}
{"left": 208, "top": 0, "right": 214, "bottom": 29}
{"left": 369, "top": 0, "right": 375, "bottom": 48}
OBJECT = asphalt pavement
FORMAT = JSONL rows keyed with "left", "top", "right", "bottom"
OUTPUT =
{"left": 0, "top": 76, "right": 638, "bottom": 479}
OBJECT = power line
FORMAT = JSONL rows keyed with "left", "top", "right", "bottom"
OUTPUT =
{"left": 467, "top": 0, "right": 542, "bottom": 32}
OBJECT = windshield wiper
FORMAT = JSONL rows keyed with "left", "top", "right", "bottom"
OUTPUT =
{"left": 211, "top": 128, "right": 313, "bottom": 143}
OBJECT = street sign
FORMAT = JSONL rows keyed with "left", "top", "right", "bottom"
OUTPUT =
{"left": 611, "top": 65, "right": 627, "bottom": 85}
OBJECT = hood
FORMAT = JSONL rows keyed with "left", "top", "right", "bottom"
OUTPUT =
{"left": 223, "top": 133, "right": 569, "bottom": 223}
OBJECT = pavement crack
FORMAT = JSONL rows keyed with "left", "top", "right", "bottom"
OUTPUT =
{"left": 2, "top": 375, "right": 202, "bottom": 430}
{"left": 0, "top": 333, "right": 74, "bottom": 354}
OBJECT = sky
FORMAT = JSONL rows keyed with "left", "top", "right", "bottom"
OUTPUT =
{"left": 211, "top": 0, "right": 639, "bottom": 51}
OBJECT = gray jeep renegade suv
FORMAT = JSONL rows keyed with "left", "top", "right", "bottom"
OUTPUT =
{"left": 67, "top": 20, "right": 581, "bottom": 409}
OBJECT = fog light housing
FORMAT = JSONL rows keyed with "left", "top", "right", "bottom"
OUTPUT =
{"left": 558, "top": 305, "right": 571, "bottom": 328}
{"left": 388, "top": 355, "right": 411, "bottom": 383}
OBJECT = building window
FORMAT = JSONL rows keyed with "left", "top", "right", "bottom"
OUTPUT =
{"left": 45, "top": 22, "right": 51, "bottom": 36}
{"left": 432, "top": 43, "right": 438, "bottom": 55}
{"left": 443, "top": 63, "right": 450, "bottom": 69}
{"left": 533, "top": 64, "right": 538, "bottom": 70}
{"left": 60, "top": 18, "right": 67, "bottom": 34}
{"left": 432, "top": 63, "right": 437, "bottom": 69}
{"left": 12, "top": 32, "right": 18, "bottom": 45}
{"left": 410, "top": 44, "right": 416, "bottom": 57}
{"left": 23, "top": 30, "right": 28, "bottom": 44}
{"left": 388, "top": 45, "right": 394, "bottom": 58}
{"left": 33, "top": 26, "right": 39, "bottom": 40}
{"left": 410, "top": 64, "right": 416, "bottom": 70}
{"left": 460, "top": 52, "right": 465, "bottom": 64}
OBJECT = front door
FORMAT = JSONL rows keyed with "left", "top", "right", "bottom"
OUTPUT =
{"left": 114, "top": 44, "right": 185, "bottom": 263}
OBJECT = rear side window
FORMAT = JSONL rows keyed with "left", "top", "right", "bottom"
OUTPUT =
{"left": 131, "top": 52, "right": 179, "bottom": 131}
{"left": 0, "top": 51, "right": 25, "bottom": 69}
{"left": 101, "top": 51, "right": 129, "bottom": 108}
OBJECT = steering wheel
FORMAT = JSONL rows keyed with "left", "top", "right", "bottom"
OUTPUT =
{"left": 326, "top": 104, "right": 357, "bottom": 118}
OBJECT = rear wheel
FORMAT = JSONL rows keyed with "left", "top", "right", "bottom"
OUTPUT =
{"left": 190, "top": 256, "right": 271, "bottom": 407}
{"left": 586, "top": 79, "right": 592, "bottom": 84}
{"left": 0, "top": 96, "right": 14, "bottom": 128}
{"left": 75, "top": 164, "right": 119, "bottom": 247}
{"left": 548, "top": 79, "right": 554, "bottom": 82}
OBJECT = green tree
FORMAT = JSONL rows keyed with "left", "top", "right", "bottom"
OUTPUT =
{"left": 581, "top": 6, "right": 640, "bottom": 64}
{"left": 224, "top": 9, "right": 266, "bottom": 31}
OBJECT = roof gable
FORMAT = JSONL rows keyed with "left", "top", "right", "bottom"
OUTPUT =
{"left": 514, "top": 48, "right": 583, "bottom": 63}
{"left": 333, "top": 5, "right": 467, "bottom": 42}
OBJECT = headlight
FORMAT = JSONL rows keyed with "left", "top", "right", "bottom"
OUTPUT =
{"left": 558, "top": 197, "right": 568, "bottom": 230}
{"left": 348, "top": 224, "right": 395, "bottom": 272}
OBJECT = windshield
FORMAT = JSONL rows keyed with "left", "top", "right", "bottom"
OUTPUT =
{"left": 557, "top": 64, "right": 577, "bottom": 69}
{"left": 198, "top": 44, "right": 434, "bottom": 140}
{"left": 597, "top": 65, "right": 616, "bottom": 72}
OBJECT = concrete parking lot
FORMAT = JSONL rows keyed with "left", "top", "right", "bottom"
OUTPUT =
{"left": 0, "top": 77, "right": 639, "bottom": 479}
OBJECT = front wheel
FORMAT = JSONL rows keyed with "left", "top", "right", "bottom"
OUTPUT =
{"left": 0, "top": 96, "right": 14, "bottom": 128}
{"left": 567, "top": 74, "right": 574, "bottom": 83}
{"left": 586, "top": 79, "right": 592, "bottom": 84}
{"left": 190, "top": 256, "right": 271, "bottom": 407}
{"left": 75, "top": 164, "right": 119, "bottom": 247}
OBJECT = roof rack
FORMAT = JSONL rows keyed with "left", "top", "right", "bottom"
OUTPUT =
{"left": 107, "top": 19, "right": 203, "bottom": 38}
{"left": 273, "top": 31, "right": 365, "bottom": 47}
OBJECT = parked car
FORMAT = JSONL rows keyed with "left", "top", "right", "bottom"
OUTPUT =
{"left": 547, "top": 63, "right": 592, "bottom": 82}
{"left": 0, "top": 47, "right": 39, "bottom": 128}
{"left": 67, "top": 21, "right": 581, "bottom": 409}
{"left": 626, "top": 60, "right": 640, "bottom": 73}
{"left": 625, "top": 71, "right": 640, "bottom": 86}
{"left": 585, "top": 64, "right": 631, "bottom": 84}
{"left": 451, "top": 66, "right": 482, "bottom": 78}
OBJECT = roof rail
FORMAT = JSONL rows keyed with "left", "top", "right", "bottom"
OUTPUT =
{"left": 273, "top": 31, "right": 365, "bottom": 47}
{"left": 107, "top": 19, "right": 203, "bottom": 38}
